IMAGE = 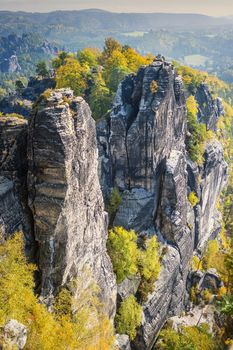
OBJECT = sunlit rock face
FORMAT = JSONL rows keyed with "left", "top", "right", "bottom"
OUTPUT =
{"left": 27, "top": 89, "right": 116, "bottom": 316}
{"left": 97, "top": 58, "right": 227, "bottom": 349}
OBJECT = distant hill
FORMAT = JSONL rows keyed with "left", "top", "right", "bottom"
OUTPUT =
{"left": 0, "top": 9, "right": 231, "bottom": 36}
{"left": 0, "top": 9, "right": 233, "bottom": 88}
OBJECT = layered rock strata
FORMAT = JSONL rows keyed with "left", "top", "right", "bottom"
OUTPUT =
{"left": 27, "top": 89, "right": 116, "bottom": 315}
{"left": 97, "top": 58, "right": 227, "bottom": 349}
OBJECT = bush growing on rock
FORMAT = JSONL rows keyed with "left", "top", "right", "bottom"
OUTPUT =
{"left": 107, "top": 227, "right": 139, "bottom": 284}
{"left": 115, "top": 295, "right": 142, "bottom": 340}
{"left": 188, "top": 191, "right": 200, "bottom": 207}
{"left": 157, "top": 323, "right": 217, "bottom": 350}
{"left": 107, "top": 187, "right": 122, "bottom": 223}
{"left": 107, "top": 227, "right": 161, "bottom": 289}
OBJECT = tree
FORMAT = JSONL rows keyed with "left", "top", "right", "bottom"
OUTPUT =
{"left": 52, "top": 51, "right": 70, "bottom": 69}
{"left": 108, "top": 66, "right": 130, "bottom": 93}
{"left": 77, "top": 48, "right": 100, "bottom": 68}
{"left": 157, "top": 324, "right": 217, "bottom": 350}
{"left": 89, "top": 73, "right": 112, "bottom": 120}
{"left": 36, "top": 61, "right": 49, "bottom": 78}
{"left": 55, "top": 57, "right": 88, "bottom": 96}
{"left": 107, "top": 227, "right": 139, "bottom": 284}
{"left": 102, "top": 37, "right": 122, "bottom": 61}
{"left": 0, "top": 233, "right": 115, "bottom": 350}
{"left": 115, "top": 295, "right": 142, "bottom": 340}
{"left": 138, "top": 236, "right": 161, "bottom": 301}
{"left": 107, "top": 187, "right": 122, "bottom": 223}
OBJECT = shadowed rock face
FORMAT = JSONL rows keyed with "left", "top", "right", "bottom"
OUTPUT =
{"left": 195, "top": 83, "right": 224, "bottom": 131}
{"left": 27, "top": 89, "right": 116, "bottom": 316}
{"left": 0, "top": 116, "right": 32, "bottom": 244}
{"left": 97, "top": 59, "right": 227, "bottom": 349}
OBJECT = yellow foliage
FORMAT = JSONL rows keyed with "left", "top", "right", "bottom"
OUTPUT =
{"left": 191, "top": 255, "right": 203, "bottom": 271}
{"left": 202, "top": 289, "right": 213, "bottom": 303}
{"left": 56, "top": 57, "right": 88, "bottom": 96}
{"left": 150, "top": 80, "right": 158, "bottom": 93}
{"left": 188, "top": 191, "right": 199, "bottom": 207}
{"left": 202, "top": 240, "right": 219, "bottom": 270}
{"left": 217, "top": 286, "right": 227, "bottom": 299}
{"left": 0, "top": 233, "right": 115, "bottom": 350}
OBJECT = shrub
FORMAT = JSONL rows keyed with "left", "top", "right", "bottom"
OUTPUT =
{"left": 107, "top": 187, "right": 122, "bottom": 223}
{"left": 157, "top": 324, "right": 216, "bottom": 350}
{"left": 186, "top": 96, "right": 211, "bottom": 166}
{"left": 202, "top": 239, "right": 219, "bottom": 270}
{"left": 107, "top": 227, "right": 139, "bottom": 284}
{"left": 188, "top": 191, "right": 200, "bottom": 207}
{"left": 138, "top": 237, "right": 160, "bottom": 281}
{"left": 115, "top": 295, "right": 142, "bottom": 340}
{"left": 150, "top": 80, "right": 158, "bottom": 93}
{"left": 138, "top": 237, "right": 161, "bottom": 301}
{"left": 191, "top": 255, "right": 203, "bottom": 271}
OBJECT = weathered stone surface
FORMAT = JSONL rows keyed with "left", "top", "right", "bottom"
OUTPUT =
{"left": 97, "top": 58, "right": 227, "bottom": 349}
{"left": 114, "top": 188, "right": 155, "bottom": 232}
{"left": 169, "top": 305, "right": 216, "bottom": 334}
{"left": 118, "top": 275, "right": 141, "bottom": 302}
{"left": 0, "top": 116, "right": 32, "bottom": 243}
{"left": 195, "top": 83, "right": 224, "bottom": 131}
{"left": 4, "top": 319, "right": 27, "bottom": 350}
{"left": 132, "top": 246, "right": 181, "bottom": 349}
{"left": 189, "top": 268, "right": 223, "bottom": 294}
{"left": 27, "top": 89, "right": 116, "bottom": 316}
{"left": 107, "top": 60, "right": 186, "bottom": 193}
{"left": 188, "top": 141, "right": 227, "bottom": 250}
{"left": 116, "top": 334, "right": 131, "bottom": 350}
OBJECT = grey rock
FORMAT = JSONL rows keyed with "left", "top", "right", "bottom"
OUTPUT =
{"left": 96, "top": 58, "right": 227, "bottom": 349}
{"left": 114, "top": 188, "right": 155, "bottom": 232}
{"left": 118, "top": 275, "right": 141, "bottom": 302}
{"left": 195, "top": 83, "right": 224, "bottom": 131}
{"left": 4, "top": 320, "right": 27, "bottom": 349}
{"left": 28, "top": 89, "right": 116, "bottom": 316}
{"left": 0, "top": 116, "right": 32, "bottom": 245}
{"left": 132, "top": 245, "right": 181, "bottom": 349}
{"left": 116, "top": 334, "right": 131, "bottom": 350}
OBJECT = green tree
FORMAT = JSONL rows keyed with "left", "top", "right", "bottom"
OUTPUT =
{"left": 107, "top": 187, "right": 122, "bottom": 223}
{"left": 77, "top": 48, "right": 100, "bottom": 68}
{"left": 138, "top": 236, "right": 160, "bottom": 281}
{"left": 55, "top": 57, "right": 88, "bottom": 96}
{"left": 157, "top": 324, "right": 217, "bottom": 350}
{"left": 107, "top": 227, "right": 139, "bottom": 284}
{"left": 102, "top": 37, "right": 122, "bottom": 61}
{"left": 36, "top": 61, "right": 49, "bottom": 78}
{"left": 89, "top": 73, "right": 112, "bottom": 120}
{"left": 115, "top": 295, "right": 142, "bottom": 340}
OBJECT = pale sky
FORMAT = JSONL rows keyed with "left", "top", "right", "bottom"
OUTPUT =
{"left": 0, "top": 0, "right": 232, "bottom": 17}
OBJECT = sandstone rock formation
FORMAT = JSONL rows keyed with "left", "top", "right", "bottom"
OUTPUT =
{"left": 97, "top": 58, "right": 227, "bottom": 349}
{"left": 0, "top": 116, "right": 32, "bottom": 245}
{"left": 27, "top": 89, "right": 116, "bottom": 315}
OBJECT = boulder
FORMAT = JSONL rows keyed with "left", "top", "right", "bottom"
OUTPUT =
{"left": 4, "top": 320, "right": 27, "bottom": 349}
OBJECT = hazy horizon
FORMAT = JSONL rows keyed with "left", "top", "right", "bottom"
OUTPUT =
{"left": 0, "top": 0, "right": 233, "bottom": 17}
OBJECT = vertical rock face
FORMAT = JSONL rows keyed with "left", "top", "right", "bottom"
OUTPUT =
{"left": 108, "top": 60, "right": 186, "bottom": 192}
{"left": 28, "top": 89, "right": 116, "bottom": 315}
{"left": 97, "top": 58, "right": 227, "bottom": 349}
{"left": 195, "top": 83, "right": 224, "bottom": 131}
{"left": 188, "top": 141, "right": 227, "bottom": 250}
{"left": 0, "top": 116, "right": 32, "bottom": 243}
